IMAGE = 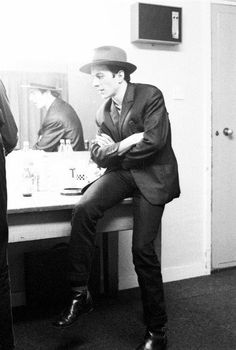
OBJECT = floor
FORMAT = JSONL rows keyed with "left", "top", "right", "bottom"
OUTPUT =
{"left": 12, "top": 268, "right": 236, "bottom": 350}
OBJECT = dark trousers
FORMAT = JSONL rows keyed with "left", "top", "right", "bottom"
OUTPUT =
{"left": 68, "top": 169, "right": 167, "bottom": 330}
{"left": 0, "top": 146, "right": 14, "bottom": 350}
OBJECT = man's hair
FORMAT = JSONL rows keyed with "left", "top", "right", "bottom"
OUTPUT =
{"left": 35, "top": 88, "right": 61, "bottom": 98}
{"left": 50, "top": 90, "right": 61, "bottom": 98}
{"left": 106, "top": 64, "right": 131, "bottom": 83}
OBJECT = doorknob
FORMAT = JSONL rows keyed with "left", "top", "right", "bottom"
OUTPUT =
{"left": 223, "top": 127, "right": 233, "bottom": 136}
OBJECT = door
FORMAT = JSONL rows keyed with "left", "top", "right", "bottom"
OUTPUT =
{"left": 212, "top": 4, "right": 236, "bottom": 269}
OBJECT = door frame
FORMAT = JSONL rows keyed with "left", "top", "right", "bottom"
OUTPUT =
{"left": 200, "top": 1, "right": 213, "bottom": 275}
{"left": 211, "top": 1, "right": 236, "bottom": 270}
{"left": 209, "top": 0, "right": 236, "bottom": 272}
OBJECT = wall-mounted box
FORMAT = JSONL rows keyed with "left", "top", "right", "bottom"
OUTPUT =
{"left": 131, "top": 2, "right": 182, "bottom": 45}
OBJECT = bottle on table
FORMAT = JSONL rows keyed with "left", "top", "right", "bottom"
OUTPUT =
{"left": 22, "top": 140, "right": 30, "bottom": 152}
{"left": 22, "top": 166, "right": 34, "bottom": 197}
{"left": 58, "top": 139, "right": 66, "bottom": 152}
{"left": 65, "top": 139, "right": 73, "bottom": 152}
{"left": 21, "top": 140, "right": 34, "bottom": 196}
{"left": 84, "top": 140, "right": 90, "bottom": 151}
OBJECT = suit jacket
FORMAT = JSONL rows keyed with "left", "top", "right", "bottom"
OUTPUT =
{"left": 90, "top": 83, "right": 180, "bottom": 205}
{"left": 0, "top": 79, "right": 18, "bottom": 238}
{"left": 0, "top": 80, "right": 18, "bottom": 155}
{"left": 34, "top": 98, "right": 85, "bottom": 152}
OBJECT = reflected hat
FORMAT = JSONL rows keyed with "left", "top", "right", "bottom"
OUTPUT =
{"left": 21, "top": 83, "right": 62, "bottom": 91}
{"left": 80, "top": 46, "right": 137, "bottom": 75}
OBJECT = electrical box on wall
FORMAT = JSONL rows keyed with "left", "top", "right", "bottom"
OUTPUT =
{"left": 131, "top": 2, "right": 182, "bottom": 45}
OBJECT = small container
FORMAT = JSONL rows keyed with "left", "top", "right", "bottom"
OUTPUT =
{"left": 22, "top": 140, "right": 30, "bottom": 152}
{"left": 65, "top": 139, "right": 73, "bottom": 152}
{"left": 58, "top": 139, "right": 66, "bottom": 152}
{"left": 84, "top": 140, "right": 90, "bottom": 151}
{"left": 22, "top": 167, "right": 34, "bottom": 197}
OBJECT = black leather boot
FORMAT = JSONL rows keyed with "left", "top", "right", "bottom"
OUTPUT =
{"left": 52, "top": 290, "right": 93, "bottom": 329}
{"left": 136, "top": 328, "right": 167, "bottom": 350}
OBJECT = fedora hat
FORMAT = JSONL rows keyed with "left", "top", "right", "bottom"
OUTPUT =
{"left": 80, "top": 46, "right": 137, "bottom": 75}
{"left": 21, "top": 83, "right": 62, "bottom": 92}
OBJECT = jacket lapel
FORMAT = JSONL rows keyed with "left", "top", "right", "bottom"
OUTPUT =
{"left": 100, "top": 84, "right": 135, "bottom": 141}
{"left": 103, "top": 99, "right": 121, "bottom": 141}
{"left": 119, "top": 83, "right": 135, "bottom": 133}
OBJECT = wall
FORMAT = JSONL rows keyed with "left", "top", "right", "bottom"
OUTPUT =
{"left": 66, "top": 0, "right": 214, "bottom": 287}
{"left": 1, "top": 0, "right": 221, "bottom": 290}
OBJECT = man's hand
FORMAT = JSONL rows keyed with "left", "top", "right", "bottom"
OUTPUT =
{"left": 126, "top": 132, "right": 144, "bottom": 145}
{"left": 118, "top": 132, "right": 144, "bottom": 155}
{"left": 93, "top": 131, "right": 143, "bottom": 155}
{"left": 95, "top": 133, "right": 115, "bottom": 147}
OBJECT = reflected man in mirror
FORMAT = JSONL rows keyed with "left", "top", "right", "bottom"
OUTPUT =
{"left": 27, "top": 83, "right": 85, "bottom": 151}
{"left": 0, "top": 79, "right": 18, "bottom": 350}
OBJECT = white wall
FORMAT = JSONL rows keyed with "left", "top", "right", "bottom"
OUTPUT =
{"left": 116, "top": 0, "right": 212, "bottom": 288}
{"left": 66, "top": 0, "right": 214, "bottom": 287}
{"left": 1, "top": 0, "right": 221, "bottom": 289}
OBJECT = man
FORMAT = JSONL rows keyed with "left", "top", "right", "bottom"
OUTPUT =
{"left": 27, "top": 83, "right": 85, "bottom": 151}
{"left": 0, "top": 79, "right": 18, "bottom": 350}
{"left": 53, "top": 46, "right": 180, "bottom": 350}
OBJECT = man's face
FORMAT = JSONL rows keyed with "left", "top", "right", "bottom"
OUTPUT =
{"left": 29, "top": 90, "right": 45, "bottom": 109}
{"left": 91, "top": 65, "right": 123, "bottom": 99}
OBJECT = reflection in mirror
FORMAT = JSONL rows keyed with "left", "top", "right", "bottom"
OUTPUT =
{"left": 0, "top": 71, "right": 68, "bottom": 149}
{"left": 1, "top": 67, "right": 104, "bottom": 152}
{"left": 67, "top": 65, "right": 103, "bottom": 145}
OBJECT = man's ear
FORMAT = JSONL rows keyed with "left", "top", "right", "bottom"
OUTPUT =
{"left": 117, "top": 70, "right": 125, "bottom": 82}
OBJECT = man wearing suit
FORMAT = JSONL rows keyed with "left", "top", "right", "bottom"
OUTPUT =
{"left": 27, "top": 83, "right": 85, "bottom": 152}
{"left": 0, "top": 79, "right": 18, "bottom": 350}
{"left": 53, "top": 46, "right": 180, "bottom": 350}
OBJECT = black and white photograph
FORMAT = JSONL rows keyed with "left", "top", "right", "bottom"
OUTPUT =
{"left": 0, "top": 0, "right": 236, "bottom": 349}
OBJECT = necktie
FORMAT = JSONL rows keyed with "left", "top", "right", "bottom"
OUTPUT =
{"left": 110, "top": 100, "right": 121, "bottom": 126}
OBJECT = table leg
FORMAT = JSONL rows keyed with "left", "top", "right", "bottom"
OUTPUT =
{"left": 102, "top": 231, "right": 119, "bottom": 296}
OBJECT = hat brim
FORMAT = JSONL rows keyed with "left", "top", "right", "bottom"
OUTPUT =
{"left": 21, "top": 84, "right": 62, "bottom": 91}
{"left": 80, "top": 60, "right": 137, "bottom": 75}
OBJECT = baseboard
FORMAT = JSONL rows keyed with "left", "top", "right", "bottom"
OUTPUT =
{"left": 118, "top": 262, "right": 209, "bottom": 290}
{"left": 119, "top": 273, "right": 138, "bottom": 290}
{"left": 12, "top": 264, "right": 210, "bottom": 302}
{"left": 162, "top": 262, "right": 210, "bottom": 283}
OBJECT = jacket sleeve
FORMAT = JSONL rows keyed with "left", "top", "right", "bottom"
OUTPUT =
{"left": 90, "top": 108, "right": 121, "bottom": 168}
{"left": 33, "top": 120, "right": 65, "bottom": 152}
{"left": 90, "top": 138, "right": 120, "bottom": 168}
{"left": 0, "top": 80, "right": 18, "bottom": 155}
{"left": 121, "top": 89, "right": 169, "bottom": 169}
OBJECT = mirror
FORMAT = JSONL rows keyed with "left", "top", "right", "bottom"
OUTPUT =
{"left": 0, "top": 67, "right": 103, "bottom": 150}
